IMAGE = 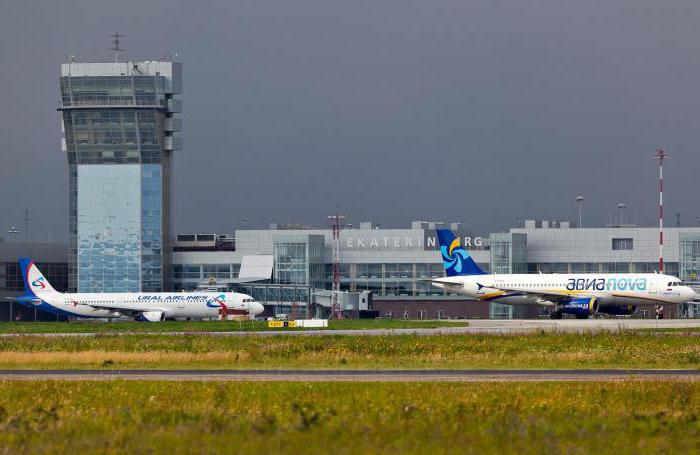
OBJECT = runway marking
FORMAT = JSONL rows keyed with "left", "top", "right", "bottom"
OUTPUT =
{"left": 0, "top": 369, "right": 698, "bottom": 381}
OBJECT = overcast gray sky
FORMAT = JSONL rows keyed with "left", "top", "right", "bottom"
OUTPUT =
{"left": 1, "top": 0, "right": 700, "bottom": 241}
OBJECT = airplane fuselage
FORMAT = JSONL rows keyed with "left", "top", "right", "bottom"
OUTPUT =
{"left": 432, "top": 273, "right": 695, "bottom": 308}
{"left": 28, "top": 291, "right": 263, "bottom": 320}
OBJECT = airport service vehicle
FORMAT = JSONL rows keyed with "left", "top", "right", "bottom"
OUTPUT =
{"left": 429, "top": 229, "right": 696, "bottom": 319}
{"left": 10, "top": 258, "right": 264, "bottom": 321}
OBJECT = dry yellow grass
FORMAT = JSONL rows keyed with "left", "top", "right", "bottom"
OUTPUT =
{"left": 0, "top": 351, "right": 251, "bottom": 366}
{"left": 0, "top": 332, "right": 696, "bottom": 369}
{"left": 0, "top": 349, "right": 659, "bottom": 368}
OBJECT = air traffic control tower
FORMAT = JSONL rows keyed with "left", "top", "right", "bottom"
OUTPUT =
{"left": 59, "top": 60, "right": 182, "bottom": 292}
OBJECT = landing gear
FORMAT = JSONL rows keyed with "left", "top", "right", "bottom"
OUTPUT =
{"left": 550, "top": 310, "right": 563, "bottom": 320}
{"left": 575, "top": 314, "right": 589, "bottom": 320}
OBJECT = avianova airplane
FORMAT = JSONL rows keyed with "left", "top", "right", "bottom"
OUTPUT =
{"left": 429, "top": 229, "right": 696, "bottom": 319}
{"left": 10, "top": 258, "right": 265, "bottom": 321}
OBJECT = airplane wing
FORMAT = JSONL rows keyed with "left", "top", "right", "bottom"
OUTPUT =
{"left": 475, "top": 283, "right": 592, "bottom": 305}
{"left": 418, "top": 278, "right": 465, "bottom": 291}
{"left": 67, "top": 301, "right": 147, "bottom": 317}
{"left": 5, "top": 296, "right": 42, "bottom": 305}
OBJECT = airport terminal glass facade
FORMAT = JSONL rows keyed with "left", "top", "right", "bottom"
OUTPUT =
{"left": 680, "top": 233, "right": 700, "bottom": 283}
{"left": 61, "top": 62, "right": 181, "bottom": 292}
{"left": 173, "top": 264, "right": 241, "bottom": 291}
{"left": 341, "top": 263, "right": 446, "bottom": 297}
{"left": 489, "top": 233, "right": 527, "bottom": 318}
{"left": 273, "top": 234, "right": 324, "bottom": 289}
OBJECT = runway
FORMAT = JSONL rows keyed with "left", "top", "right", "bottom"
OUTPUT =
{"left": 3, "top": 319, "right": 700, "bottom": 337}
{"left": 0, "top": 369, "right": 699, "bottom": 381}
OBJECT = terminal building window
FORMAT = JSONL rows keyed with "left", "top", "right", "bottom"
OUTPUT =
{"left": 415, "top": 264, "right": 429, "bottom": 278}
{"left": 634, "top": 263, "right": 656, "bottom": 273}
{"left": 429, "top": 264, "right": 443, "bottom": 278}
{"left": 384, "top": 264, "right": 399, "bottom": 279}
{"left": 202, "top": 265, "right": 231, "bottom": 280}
{"left": 612, "top": 238, "right": 634, "bottom": 250}
{"left": 601, "top": 262, "right": 632, "bottom": 273}
{"left": 368, "top": 264, "right": 382, "bottom": 279}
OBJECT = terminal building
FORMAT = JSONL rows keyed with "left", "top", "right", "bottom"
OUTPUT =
{"left": 2, "top": 219, "right": 699, "bottom": 320}
{"left": 170, "top": 220, "right": 700, "bottom": 319}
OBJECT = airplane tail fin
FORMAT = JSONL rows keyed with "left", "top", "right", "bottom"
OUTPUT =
{"left": 435, "top": 229, "right": 486, "bottom": 276}
{"left": 19, "top": 258, "right": 59, "bottom": 296}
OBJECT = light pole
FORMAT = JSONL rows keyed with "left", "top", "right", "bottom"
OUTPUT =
{"left": 653, "top": 148, "right": 668, "bottom": 273}
{"left": 576, "top": 195, "right": 584, "bottom": 228}
{"left": 618, "top": 203, "right": 627, "bottom": 227}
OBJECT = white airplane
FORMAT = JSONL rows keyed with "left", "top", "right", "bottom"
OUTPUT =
{"left": 10, "top": 258, "right": 264, "bottom": 321}
{"left": 429, "top": 229, "right": 696, "bottom": 319}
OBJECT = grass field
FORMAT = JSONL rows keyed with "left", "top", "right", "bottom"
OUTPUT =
{"left": 0, "top": 380, "right": 697, "bottom": 453}
{"left": 0, "top": 331, "right": 697, "bottom": 369}
{"left": 0, "top": 319, "right": 467, "bottom": 334}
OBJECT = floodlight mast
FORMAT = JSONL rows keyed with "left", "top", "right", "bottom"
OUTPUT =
{"left": 653, "top": 148, "right": 668, "bottom": 273}
{"left": 576, "top": 195, "right": 584, "bottom": 228}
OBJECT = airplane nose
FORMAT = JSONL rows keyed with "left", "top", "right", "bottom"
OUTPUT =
{"left": 251, "top": 302, "right": 264, "bottom": 315}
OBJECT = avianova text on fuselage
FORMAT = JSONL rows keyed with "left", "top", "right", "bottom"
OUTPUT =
{"left": 12, "top": 258, "right": 265, "bottom": 321}
{"left": 429, "top": 229, "right": 696, "bottom": 319}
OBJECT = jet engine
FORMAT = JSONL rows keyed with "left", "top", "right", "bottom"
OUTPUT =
{"left": 560, "top": 297, "right": 598, "bottom": 319}
{"left": 136, "top": 311, "right": 165, "bottom": 322}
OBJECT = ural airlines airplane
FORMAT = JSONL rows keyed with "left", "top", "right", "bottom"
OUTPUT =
{"left": 11, "top": 258, "right": 265, "bottom": 321}
{"left": 429, "top": 229, "right": 696, "bottom": 319}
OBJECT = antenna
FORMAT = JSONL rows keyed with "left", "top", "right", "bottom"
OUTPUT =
{"left": 326, "top": 212, "right": 346, "bottom": 320}
{"left": 677, "top": 212, "right": 681, "bottom": 228}
{"left": 109, "top": 32, "right": 125, "bottom": 63}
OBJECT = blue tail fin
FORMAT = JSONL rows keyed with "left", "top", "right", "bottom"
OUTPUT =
{"left": 19, "top": 257, "right": 57, "bottom": 296}
{"left": 436, "top": 229, "right": 486, "bottom": 276}
{"left": 19, "top": 258, "right": 34, "bottom": 295}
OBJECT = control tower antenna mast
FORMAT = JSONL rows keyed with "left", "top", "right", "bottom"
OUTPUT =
{"left": 22, "top": 209, "right": 30, "bottom": 241}
{"left": 653, "top": 148, "right": 668, "bottom": 273}
{"left": 109, "top": 32, "right": 125, "bottom": 63}
{"left": 326, "top": 213, "right": 346, "bottom": 319}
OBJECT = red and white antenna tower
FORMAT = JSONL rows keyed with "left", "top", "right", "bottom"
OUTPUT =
{"left": 109, "top": 32, "right": 125, "bottom": 63}
{"left": 326, "top": 213, "right": 346, "bottom": 319}
{"left": 653, "top": 148, "right": 668, "bottom": 273}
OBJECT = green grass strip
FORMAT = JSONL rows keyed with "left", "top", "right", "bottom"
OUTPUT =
{"left": 0, "top": 380, "right": 697, "bottom": 453}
